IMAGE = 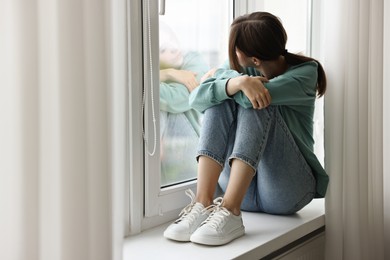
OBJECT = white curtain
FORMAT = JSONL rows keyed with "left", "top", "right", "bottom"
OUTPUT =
{"left": 0, "top": 0, "right": 125, "bottom": 259}
{"left": 322, "top": 0, "right": 389, "bottom": 259}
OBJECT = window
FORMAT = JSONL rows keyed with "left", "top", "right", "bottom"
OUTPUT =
{"left": 142, "top": 0, "right": 233, "bottom": 223}
{"left": 128, "top": 0, "right": 323, "bottom": 234}
{"left": 158, "top": 0, "right": 232, "bottom": 187}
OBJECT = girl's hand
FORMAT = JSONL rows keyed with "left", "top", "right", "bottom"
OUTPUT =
{"left": 160, "top": 68, "right": 198, "bottom": 92}
{"left": 227, "top": 75, "right": 271, "bottom": 109}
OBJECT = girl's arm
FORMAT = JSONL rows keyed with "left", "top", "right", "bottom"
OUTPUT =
{"left": 160, "top": 68, "right": 198, "bottom": 92}
{"left": 189, "top": 61, "right": 318, "bottom": 112}
{"left": 189, "top": 68, "right": 269, "bottom": 112}
{"left": 160, "top": 52, "right": 209, "bottom": 113}
{"left": 189, "top": 68, "right": 239, "bottom": 112}
{"left": 160, "top": 82, "right": 193, "bottom": 113}
{"left": 226, "top": 75, "right": 270, "bottom": 110}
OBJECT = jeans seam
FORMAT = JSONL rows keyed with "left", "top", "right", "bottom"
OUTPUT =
{"left": 224, "top": 102, "right": 238, "bottom": 162}
{"left": 275, "top": 112, "right": 301, "bottom": 155}
{"left": 196, "top": 151, "right": 225, "bottom": 168}
{"left": 251, "top": 107, "right": 273, "bottom": 170}
{"left": 228, "top": 153, "right": 257, "bottom": 172}
{"left": 274, "top": 112, "right": 314, "bottom": 175}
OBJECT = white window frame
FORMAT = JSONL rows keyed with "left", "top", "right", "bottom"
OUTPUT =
{"left": 126, "top": 0, "right": 144, "bottom": 235}
{"left": 127, "top": 0, "right": 320, "bottom": 235}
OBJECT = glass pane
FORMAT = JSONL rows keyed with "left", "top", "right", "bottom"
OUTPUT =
{"left": 261, "top": 0, "right": 310, "bottom": 55}
{"left": 159, "top": 0, "right": 232, "bottom": 187}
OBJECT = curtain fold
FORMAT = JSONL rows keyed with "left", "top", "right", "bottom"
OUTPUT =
{"left": 0, "top": 0, "right": 119, "bottom": 259}
{"left": 323, "top": 0, "right": 385, "bottom": 259}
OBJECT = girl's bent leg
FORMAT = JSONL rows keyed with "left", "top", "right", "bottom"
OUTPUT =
{"left": 195, "top": 156, "right": 222, "bottom": 207}
{"left": 218, "top": 105, "right": 274, "bottom": 214}
{"left": 219, "top": 106, "right": 316, "bottom": 215}
{"left": 196, "top": 100, "right": 238, "bottom": 204}
{"left": 252, "top": 109, "right": 316, "bottom": 214}
{"left": 222, "top": 159, "right": 255, "bottom": 216}
{"left": 196, "top": 100, "right": 237, "bottom": 166}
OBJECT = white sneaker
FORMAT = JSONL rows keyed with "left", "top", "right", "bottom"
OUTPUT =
{"left": 190, "top": 197, "right": 245, "bottom": 246}
{"left": 163, "top": 189, "right": 209, "bottom": 242}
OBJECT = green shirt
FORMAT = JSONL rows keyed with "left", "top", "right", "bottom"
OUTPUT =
{"left": 189, "top": 61, "right": 328, "bottom": 198}
{"left": 159, "top": 52, "right": 209, "bottom": 136}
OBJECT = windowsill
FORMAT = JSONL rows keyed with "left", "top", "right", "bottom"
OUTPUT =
{"left": 123, "top": 199, "right": 325, "bottom": 259}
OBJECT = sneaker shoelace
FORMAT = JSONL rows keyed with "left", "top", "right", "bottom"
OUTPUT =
{"left": 175, "top": 189, "right": 201, "bottom": 224}
{"left": 201, "top": 197, "right": 231, "bottom": 229}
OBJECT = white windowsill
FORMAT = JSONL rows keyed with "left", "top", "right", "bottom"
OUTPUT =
{"left": 123, "top": 199, "right": 325, "bottom": 260}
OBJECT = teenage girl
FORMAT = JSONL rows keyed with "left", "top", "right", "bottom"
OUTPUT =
{"left": 164, "top": 11, "right": 328, "bottom": 246}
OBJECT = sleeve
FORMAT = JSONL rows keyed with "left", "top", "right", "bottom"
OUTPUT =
{"left": 265, "top": 61, "right": 318, "bottom": 106}
{"left": 189, "top": 68, "right": 241, "bottom": 113}
{"left": 159, "top": 82, "right": 192, "bottom": 113}
{"left": 159, "top": 52, "right": 209, "bottom": 113}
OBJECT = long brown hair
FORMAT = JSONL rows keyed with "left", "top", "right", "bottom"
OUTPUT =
{"left": 228, "top": 12, "right": 326, "bottom": 97}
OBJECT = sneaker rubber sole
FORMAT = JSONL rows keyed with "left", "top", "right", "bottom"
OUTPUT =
{"left": 190, "top": 226, "right": 245, "bottom": 246}
{"left": 163, "top": 229, "right": 192, "bottom": 242}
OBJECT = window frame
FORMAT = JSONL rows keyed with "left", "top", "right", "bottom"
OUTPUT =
{"left": 126, "top": 0, "right": 144, "bottom": 235}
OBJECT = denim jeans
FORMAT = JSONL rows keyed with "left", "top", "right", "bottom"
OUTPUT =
{"left": 197, "top": 100, "right": 316, "bottom": 215}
